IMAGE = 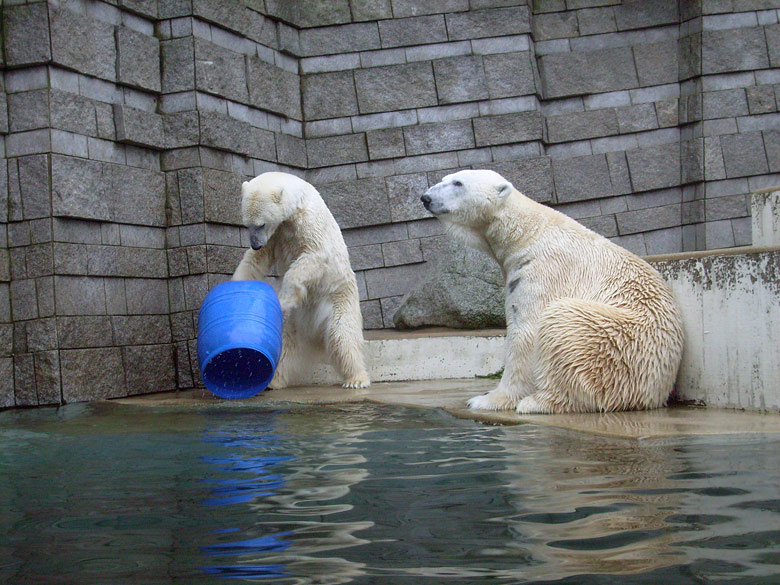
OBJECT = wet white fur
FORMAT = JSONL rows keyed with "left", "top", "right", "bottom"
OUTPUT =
{"left": 423, "top": 169, "right": 683, "bottom": 414}
{"left": 233, "top": 172, "right": 370, "bottom": 389}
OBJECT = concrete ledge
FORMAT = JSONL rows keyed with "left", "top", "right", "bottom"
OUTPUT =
{"left": 114, "top": 378, "right": 780, "bottom": 440}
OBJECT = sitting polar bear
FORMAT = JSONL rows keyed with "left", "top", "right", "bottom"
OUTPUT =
{"left": 421, "top": 169, "right": 683, "bottom": 414}
{"left": 233, "top": 172, "right": 370, "bottom": 389}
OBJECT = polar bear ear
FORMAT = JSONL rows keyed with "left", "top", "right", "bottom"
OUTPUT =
{"left": 272, "top": 187, "right": 283, "bottom": 204}
{"left": 496, "top": 181, "right": 513, "bottom": 200}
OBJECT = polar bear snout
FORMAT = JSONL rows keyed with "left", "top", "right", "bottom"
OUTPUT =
{"left": 248, "top": 225, "right": 267, "bottom": 250}
{"left": 421, "top": 186, "right": 449, "bottom": 215}
{"left": 420, "top": 193, "right": 432, "bottom": 209}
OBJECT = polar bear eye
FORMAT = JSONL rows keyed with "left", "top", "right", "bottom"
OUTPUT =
{"left": 452, "top": 180, "right": 463, "bottom": 187}
{"left": 259, "top": 224, "right": 266, "bottom": 229}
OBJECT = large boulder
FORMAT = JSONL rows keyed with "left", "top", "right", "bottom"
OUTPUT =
{"left": 393, "top": 240, "right": 506, "bottom": 329}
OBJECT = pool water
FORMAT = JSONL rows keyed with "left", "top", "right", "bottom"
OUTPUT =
{"left": 1, "top": 401, "right": 779, "bottom": 584}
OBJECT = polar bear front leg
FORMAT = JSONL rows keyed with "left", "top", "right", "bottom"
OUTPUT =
{"left": 467, "top": 324, "right": 536, "bottom": 411}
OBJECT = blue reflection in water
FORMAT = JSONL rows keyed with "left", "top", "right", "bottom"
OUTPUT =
{"left": 198, "top": 411, "right": 294, "bottom": 579}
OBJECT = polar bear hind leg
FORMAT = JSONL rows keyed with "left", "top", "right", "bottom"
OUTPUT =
{"left": 517, "top": 298, "right": 654, "bottom": 414}
{"left": 325, "top": 299, "right": 370, "bottom": 389}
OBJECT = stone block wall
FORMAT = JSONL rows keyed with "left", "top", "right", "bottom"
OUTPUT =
{"left": 1, "top": 0, "right": 779, "bottom": 407}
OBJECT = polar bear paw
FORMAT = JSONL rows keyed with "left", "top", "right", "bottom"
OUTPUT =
{"left": 342, "top": 375, "right": 370, "bottom": 389}
{"left": 467, "top": 392, "right": 507, "bottom": 411}
{"left": 516, "top": 395, "right": 545, "bottom": 414}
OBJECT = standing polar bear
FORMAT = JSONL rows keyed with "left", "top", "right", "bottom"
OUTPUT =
{"left": 233, "top": 172, "right": 370, "bottom": 389}
{"left": 421, "top": 169, "right": 683, "bottom": 414}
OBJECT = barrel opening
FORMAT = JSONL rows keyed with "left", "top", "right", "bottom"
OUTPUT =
{"left": 202, "top": 347, "right": 274, "bottom": 399}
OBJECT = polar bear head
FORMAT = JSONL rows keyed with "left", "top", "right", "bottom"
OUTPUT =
{"left": 421, "top": 169, "right": 514, "bottom": 224}
{"left": 241, "top": 172, "right": 305, "bottom": 250}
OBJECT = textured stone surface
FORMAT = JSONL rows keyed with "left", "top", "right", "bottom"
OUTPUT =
{"left": 3, "top": 3, "right": 51, "bottom": 66}
{"left": 626, "top": 143, "right": 681, "bottom": 192}
{"left": 355, "top": 63, "right": 438, "bottom": 114}
{"left": 302, "top": 71, "right": 358, "bottom": 120}
{"left": 379, "top": 14, "right": 448, "bottom": 48}
{"left": 483, "top": 52, "right": 536, "bottom": 99}
{"left": 403, "top": 120, "right": 475, "bottom": 156}
{"left": 194, "top": 38, "right": 248, "bottom": 103}
{"left": 473, "top": 112, "right": 543, "bottom": 146}
{"left": 446, "top": 6, "right": 531, "bottom": 40}
{"left": 547, "top": 109, "right": 619, "bottom": 143}
{"left": 50, "top": 8, "right": 116, "bottom": 81}
{"left": 634, "top": 41, "right": 678, "bottom": 87}
{"left": 61, "top": 348, "right": 126, "bottom": 401}
{"left": 247, "top": 57, "right": 302, "bottom": 120}
{"left": 553, "top": 154, "right": 614, "bottom": 203}
{"left": 433, "top": 56, "right": 489, "bottom": 104}
{"left": 720, "top": 132, "right": 770, "bottom": 177}
{"left": 539, "top": 47, "right": 639, "bottom": 98}
{"left": 394, "top": 240, "right": 505, "bottom": 329}
{"left": 117, "top": 27, "right": 161, "bottom": 93}
{"left": 701, "top": 27, "right": 770, "bottom": 74}
{"left": 307, "top": 134, "right": 368, "bottom": 167}
{"left": 317, "top": 177, "right": 391, "bottom": 229}
{"left": 386, "top": 173, "right": 430, "bottom": 222}
{"left": 114, "top": 105, "right": 165, "bottom": 149}
{"left": 484, "top": 157, "right": 555, "bottom": 204}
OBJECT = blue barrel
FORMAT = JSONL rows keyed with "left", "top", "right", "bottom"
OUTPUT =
{"left": 197, "top": 280, "right": 283, "bottom": 399}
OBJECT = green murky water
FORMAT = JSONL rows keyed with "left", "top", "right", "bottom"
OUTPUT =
{"left": 1, "top": 402, "right": 779, "bottom": 584}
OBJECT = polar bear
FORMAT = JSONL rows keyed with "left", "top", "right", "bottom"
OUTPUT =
{"left": 233, "top": 172, "right": 370, "bottom": 389}
{"left": 421, "top": 169, "right": 683, "bottom": 414}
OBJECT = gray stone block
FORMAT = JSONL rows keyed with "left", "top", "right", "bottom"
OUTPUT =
{"left": 125, "top": 278, "right": 169, "bottom": 314}
{"left": 112, "top": 315, "right": 172, "bottom": 346}
{"left": 317, "top": 177, "right": 391, "bottom": 229}
{"left": 364, "top": 262, "right": 428, "bottom": 299}
{"left": 349, "top": 244, "right": 384, "bottom": 271}
{"left": 57, "top": 316, "right": 113, "bottom": 349}
{"left": 702, "top": 27, "right": 769, "bottom": 75}
{"left": 704, "top": 136, "right": 726, "bottom": 180}
{"left": 433, "top": 56, "right": 489, "bottom": 104}
{"left": 3, "top": 3, "right": 51, "bottom": 66}
{"left": 61, "top": 348, "right": 126, "bottom": 401}
{"left": 616, "top": 103, "right": 658, "bottom": 134}
{"left": 33, "top": 350, "right": 60, "bottom": 405}
{"left": 626, "top": 143, "right": 681, "bottom": 192}
{"left": 352, "top": 0, "right": 393, "bottom": 21}
{"left": 276, "top": 134, "right": 307, "bottom": 169}
{"left": 764, "top": 130, "right": 780, "bottom": 173}
{"left": 50, "top": 8, "right": 116, "bottom": 81}
{"left": 5, "top": 129, "right": 51, "bottom": 158}
{"left": 114, "top": 105, "right": 165, "bottom": 150}
{"left": 473, "top": 112, "right": 543, "bottom": 146}
{"left": 705, "top": 194, "right": 748, "bottom": 222}
{"left": 7, "top": 90, "right": 49, "bottom": 133}
{"left": 483, "top": 52, "right": 536, "bottom": 99}
{"left": 203, "top": 168, "right": 242, "bottom": 224}
{"left": 117, "top": 27, "right": 161, "bottom": 93}
{"left": 386, "top": 172, "right": 430, "bottom": 222}
{"left": 720, "top": 131, "right": 769, "bottom": 177}
{"left": 606, "top": 151, "right": 632, "bottom": 195}
{"left": 702, "top": 88, "right": 748, "bottom": 120}
{"left": 655, "top": 98, "right": 679, "bottom": 128}
{"left": 616, "top": 203, "right": 681, "bottom": 235}
{"left": 403, "top": 120, "right": 475, "bottom": 156}
{"left": 307, "top": 134, "right": 368, "bottom": 168}
{"left": 613, "top": 0, "right": 678, "bottom": 31}
{"left": 767, "top": 23, "right": 780, "bottom": 68}
{"left": 299, "top": 22, "right": 381, "bottom": 57}
{"left": 247, "top": 57, "right": 302, "bottom": 120}
{"left": 546, "top": 109, "right": 618, "bottom": 143}
{"left": 634, "top": 41, "right": 678, "bottom": 87}
{"left": 446, "top": 6, "right": 531, "bottom": 40}
{"left": 14, "top": 353, "right": 37, "bottom": 406}
{"left": 302, "top": 71, "right": 358, "bottom": 121}
{"left": 746, "top": 85, "right": 777, "bottom": 115}
{"left": 678, "top": 33, "right": 702, "bottom": 82}
{"left": 163, "top": 111, "right": 200, "bottom": 149}
{"left": 533, "top": 10, "right": 579, "bottom": 40}
{"left": 552, "top": 154, "right": 613, "bottom": 203}
{"left": 379, "top": 14, "right": 448, "bottom": 48}
{"left": 194, "top": 39, "right": 248, "bottom": 104}
{"left": 50, "top": 90, "right": 98, "bottom": 137}
{"left": 199, "top": 111, "right": 276, "bottom": 161}
{"left": 15, "top": 155, "right": 51, "bottom": 221}
{"left": 577, "top": 7, "right": 618, "bottom": 36}
{"left": 0, "top": 358, "right": 13, "bottom": 408}
{"left": 104, "top": 163, "right": 166, "bottom": 227}
{"left": 539, "top": 47, "right": 638, "bottom": 98}
{"left": 161, "top": 38, "right": 196, "bottom": 93}
{"left": 483, "top": 156, "right": 555, "bottom": 204}
{"left": 123, "top": 344, "right": 176, "bottom": 395}
{"left": 54, "top": 275, "right": 107, "bottom": 316}
{"left": 11, "top": 278, "right": 38, "bottom": 321}
{"left": 367, "top": 128, "right": 406, "bottom": 160}
{"left": 355, "top": 63, "right": 438, "bottom": 114}
{"left": 205, "top": 245, "right": 244, "bottom": 274}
